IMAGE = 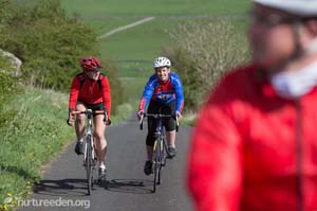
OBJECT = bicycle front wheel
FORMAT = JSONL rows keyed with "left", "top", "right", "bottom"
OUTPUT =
{"left": 152, "top": 137, "right": 164, "bottom": 193}
{"left": 152, "top": 140, "right": 159, "bottom": 193}
{"left": 85, "top": 135, "right": 94, "bottom": 195}
{"left": 157, "top": 136, "right": 165, "bottom": 185}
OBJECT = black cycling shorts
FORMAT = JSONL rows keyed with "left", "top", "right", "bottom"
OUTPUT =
{"left": 77, "top": 101, "right": 105, "bottom": 116}
{"left": 146, "top": 100, "right": 176, "bottom": 147}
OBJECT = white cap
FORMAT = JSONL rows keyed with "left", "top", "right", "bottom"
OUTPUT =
{"left": 253, "top": 0, "right": 317, "bottom": 17}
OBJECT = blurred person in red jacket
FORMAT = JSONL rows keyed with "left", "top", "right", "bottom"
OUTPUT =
{"left": 67, "top": 56, "right": 111, "bottom": 181}
{"left": 188, "top": 0, "right": 317, "bottom": 210}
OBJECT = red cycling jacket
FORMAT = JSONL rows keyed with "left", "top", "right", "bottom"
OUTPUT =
{"left": 188, "top": 64, "right": 317, "bottom": 211}
{"left": 68, "top": 72, "right": 111, "bottom": 117}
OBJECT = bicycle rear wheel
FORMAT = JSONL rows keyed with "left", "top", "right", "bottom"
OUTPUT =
{"left": 85, "top": 135, "right": 94, "bottom": 195}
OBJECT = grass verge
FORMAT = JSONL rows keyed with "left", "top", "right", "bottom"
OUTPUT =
{"left": 0, "top": 87, "right": 73, "bottom": 210}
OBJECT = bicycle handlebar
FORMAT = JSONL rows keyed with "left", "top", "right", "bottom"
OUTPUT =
{"left": 72, "top": 110, "right": 105, "bottom": 115}
{"left": 139, "top": 113, "right": 179, "bottom": 132}
{"left": 72, "top": 109, "right": 111, "bottom": 125}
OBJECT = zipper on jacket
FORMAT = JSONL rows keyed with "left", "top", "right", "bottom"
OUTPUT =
{"left": 295, "top": 99, "right": 303, "bottom": 211}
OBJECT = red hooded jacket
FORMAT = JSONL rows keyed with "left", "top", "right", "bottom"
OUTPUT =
{"left": 188, "top": 64, "right": 317, "bottom": 211}
{"left": 68, "top": 73, "right": 111, "bottom": 117}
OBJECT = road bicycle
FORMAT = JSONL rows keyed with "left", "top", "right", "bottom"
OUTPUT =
{"left": 72, "top": 109, "right": 107, "bottom": 195}
{"left": 139, "top": 113, "right": 179, "bottom": 193}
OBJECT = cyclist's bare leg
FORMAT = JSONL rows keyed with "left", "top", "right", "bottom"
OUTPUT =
{"left": 166, "top": 130, "right": 176, "bottom": 148}
{"left": 75, "top": 103, "right": 86, "bottom": 141}
{"left": 93, "top": 114, "right": 107, "bottom": 168}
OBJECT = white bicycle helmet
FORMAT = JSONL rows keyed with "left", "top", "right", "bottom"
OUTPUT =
{"left": 252, "top": 0, "right": 317, "bottom": 17}
{"left": 153, "top": 57, "right": 171, "bottom": 68}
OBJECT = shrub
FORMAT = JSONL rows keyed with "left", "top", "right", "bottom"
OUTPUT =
{"left": 0, "top": 0, "right": 97, "bottom": 90}
{"left": 163, "top": 20, "right": 250, "bottom": 111}
{"left": 0, "top": 0, "right": 124, "bottom": 110}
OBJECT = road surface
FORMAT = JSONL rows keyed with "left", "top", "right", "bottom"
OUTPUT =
{"left": 18, "top": 116, "right": 194, "bottom": 211}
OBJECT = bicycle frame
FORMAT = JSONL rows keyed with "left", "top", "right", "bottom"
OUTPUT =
{"left": 72, "top": 109, "right": 105, "bottom": 195}
{"left": 152, "top": 118, "right": 166, "bottom": 193}
{"left": 139, "top": 113, "right": 179, "bottom": 192}
{"left": 83, "top": 110, "right": 94, "bottom": 159}
{"left": 152, "top": 117, "right": 168, "bottom": 165}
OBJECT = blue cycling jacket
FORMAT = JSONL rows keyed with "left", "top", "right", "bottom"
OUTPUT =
{"left": 139, "top": 72, "right": 184, "bottom": 113}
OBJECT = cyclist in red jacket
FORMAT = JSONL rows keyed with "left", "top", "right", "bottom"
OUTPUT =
{"left": 67, "top": 56, "right": 111, "bottom": 180}
{"left": 188, "top": 0, "right": 317, "bottom": 210}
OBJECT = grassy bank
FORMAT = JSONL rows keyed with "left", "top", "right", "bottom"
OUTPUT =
{"left": 0, "top": 87, "right": 73, "bottom": 210}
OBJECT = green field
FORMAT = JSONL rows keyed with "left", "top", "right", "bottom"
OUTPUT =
{"left": 62, "top": 0, "right": 250, "bottom": 65}
{"left": 60, "top": 0, "right": 250, "bottom": 104}
{"left": 12, "top": 0, "right": 250, "bottom": 105}
{"left": 62, "top": 0, "right": 250, "bottom": 17}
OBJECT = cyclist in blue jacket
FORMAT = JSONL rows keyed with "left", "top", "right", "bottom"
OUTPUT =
{"left": 137, "top": 56, "right": 184, "bottom": 175}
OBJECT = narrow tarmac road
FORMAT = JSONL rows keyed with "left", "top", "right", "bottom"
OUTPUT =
{"left": 18, "top": 116, "right": 194, "bottom": 211}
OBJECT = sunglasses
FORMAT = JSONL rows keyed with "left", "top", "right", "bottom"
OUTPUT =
{"left": 85, "top": 68, "right": 100, "bottom": 74}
